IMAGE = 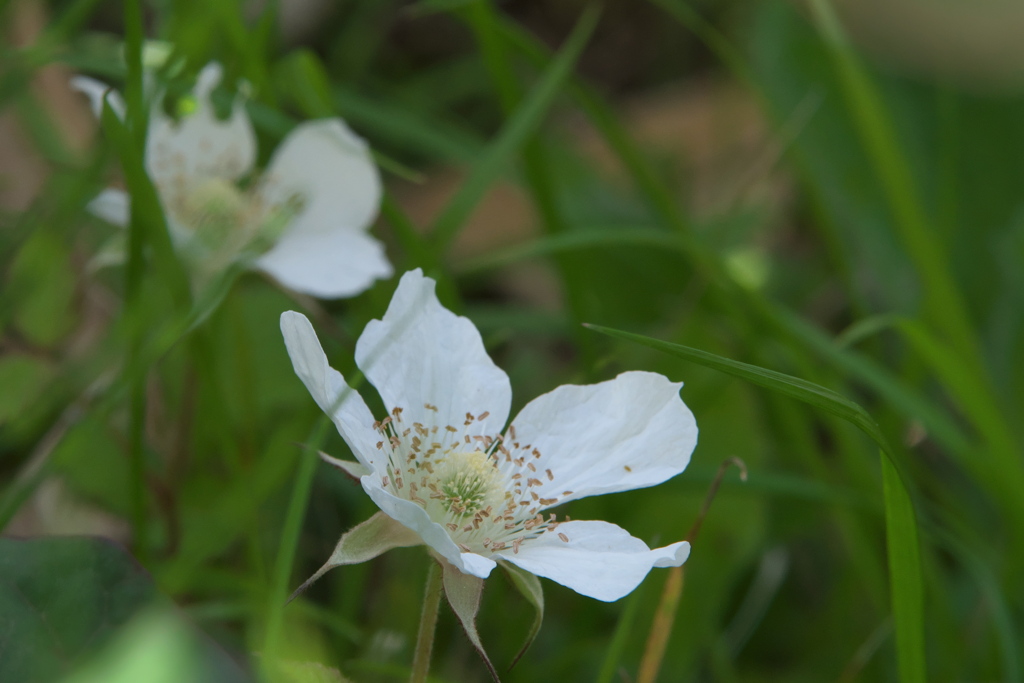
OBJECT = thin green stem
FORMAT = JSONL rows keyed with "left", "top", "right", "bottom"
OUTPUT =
{"left": 127, "top": 365, "right": 147, "bottom": 560}
{"left": 410, "top": 560, "right": 443, "bottom": 683}
{"left": 122, "top": 0, "right": 148, "bottom": 562}
{"left": 262, "top": 416, "right": 331, "bottom": 658}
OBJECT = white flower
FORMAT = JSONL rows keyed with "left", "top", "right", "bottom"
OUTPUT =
{"left": 282, "top": 269, "right": 699, "bottom": 602}
{"left": 72, "top": 62, "right": 392, "bottom": 298}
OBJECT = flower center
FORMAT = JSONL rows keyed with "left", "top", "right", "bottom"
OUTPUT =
{"left": 162, "top": 175, "right": 304, "bottom": 283}
{"left": 181, "top": 177, "right": 248, "bottom": 239}
{"left": 436, "top": 451, "right": 505, "bottom": 518}
{"left": 372, "top": 406, "right": 574, "bottom": 557}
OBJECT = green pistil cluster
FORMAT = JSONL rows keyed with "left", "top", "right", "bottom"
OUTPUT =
{"left": 436, "top": 451, "right": 504, "bottom": 519}
{"left": 440, "top": 472, "right": 491, "bottom": 517}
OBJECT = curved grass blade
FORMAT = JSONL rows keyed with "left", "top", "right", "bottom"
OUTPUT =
{"left": 585, "top": 322, "right": 926, "bottom": 683}
{"left": 584, "top": 324, "right": 893, "bottom": 456}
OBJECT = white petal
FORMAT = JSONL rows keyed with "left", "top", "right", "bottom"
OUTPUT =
{"left": 361, "top": 478, "right": 496, "bottom": 578}
{"left": 280, "top": 311, "right": 385, "bottom": 473}
{"left": 70, "top": 76, "right": 126, "bottom": 120}
{"left": 355, "top": 269, "right": 512, "bottom": 434}
{"left": 145, "top": 62, "right": 256, "bottom": 189}
{"left": 259, "top": 119, "right": 382, "bottom": 239}
{"left": 87, "top": 188, "right": 130, "bottom": 226}
{"left": 509, "top": 371, "right": 697, "bottom": 506}
{"left": 498, "top": 520, "right": 690, "bottom": 602}
{"left": 255, "top": 228, "right": 391, "bottom": 299}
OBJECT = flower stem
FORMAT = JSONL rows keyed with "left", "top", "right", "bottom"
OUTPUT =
{"left": 411, "top": 560, "right": 444, "bottom": 683}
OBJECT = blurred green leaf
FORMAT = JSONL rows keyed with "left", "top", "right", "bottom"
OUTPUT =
{"left": 62, "top": 608, "right": 251, "bottom": 683}
{"left": 50, "top": 416, "right": 132, "bottom": 516}
{"left": 0, "top": 354, "right": 54, "bottom": 425}
{"left": 0, "top": 536, "right": 156, "bottom": 682}
{"left": 7, "top": 231, "right": 77, "bottom": 347}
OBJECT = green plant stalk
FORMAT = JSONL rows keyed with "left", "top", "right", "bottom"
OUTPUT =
{"left": 410, "top": 560, "right": 444, "bottom": 683}
{"left": 122, "top": 0, "right": 149, "bottom": 560}
{"left": 637, "top": 563, "right": 684, "bottom": 683}
{"left": 595, "top": 588, "right": 644, "bottom": 683}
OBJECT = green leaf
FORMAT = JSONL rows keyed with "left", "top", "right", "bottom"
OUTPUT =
{"left": 0, "top": 536, "right": 157, "bottom": 682}
{"left": 50, "top": 416, "right": 133, "bottom": 516}
{"left": 260, "top": 659, "right": 355, "bottom": 683}
{"left": 498, "top": 560, "right": 544, "bottom": 669}
{"left": 61, "top": 608, "right": 252, "bottom": 683}
{"left": 7, "top": 231, "right": 77, "bottom": 346}
{"left": 0, "top": 354, "right": 54, "bottom": 425}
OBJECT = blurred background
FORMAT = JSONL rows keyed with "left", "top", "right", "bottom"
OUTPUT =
{"left": 2, "top": 0, "right": 1023, "bottom": 681}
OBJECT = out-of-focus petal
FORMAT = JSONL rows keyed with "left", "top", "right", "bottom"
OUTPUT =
{"left": 355, "top": 269, "right": 511, "bottom": 435}
{"left": 145, "top": 62, "right": 256, "bottom": 189}
{"left": 87, "top": 188, "right": 130, "bottom": 226}
{"left": 70, "top": 76, "right": 126, "bottom": 120}
{"left": 498, "top": 520, "right": 690, "bottom": 602}
{"left": 259, "top": 119, "right": 381, "bottom": 239}
{"left": 255, "top": 228, "right": 391, "bottom": 299}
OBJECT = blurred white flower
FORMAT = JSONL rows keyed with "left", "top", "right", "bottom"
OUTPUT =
{"left": 73, "top": 62, "right": 391, "bottom": 298}
{"left": 281, "top": 269, "right": 698, "bottom": 602}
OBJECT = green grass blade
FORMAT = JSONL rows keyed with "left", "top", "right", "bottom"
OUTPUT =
{"left": 456, "top": 227, "right": 681, "bottom": 275}
{"left": 585, "top": 323, "right": 926, "bottom": 682}
{"left": 261, "top": 416, "right": 331, "bottom": 658}
{"left": 880, "top": 454, "right": 926, "bottom": 683}
{"left": 805, "top": 0, "right": 978, "bottom": 370}
{"left": 768, "top": 308, "right": 974, "bottom": 457}
{"left": 428, "top": 6, "right": 599, "bottom": 254}
{"left": 120, "top": 0, "right": 150, "bottom": 560}
{"left": 584, "top": 323, "right": 890, "bottom": 452}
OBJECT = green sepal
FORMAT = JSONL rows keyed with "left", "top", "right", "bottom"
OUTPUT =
{"left": 436, "top": 555, "right": 500, "bottom": 682}
{"left": 498, "top": 560, "right": 544, "bottom": 670}
{"left": 288, "top": 512, "right": 422, "bottom": 602}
